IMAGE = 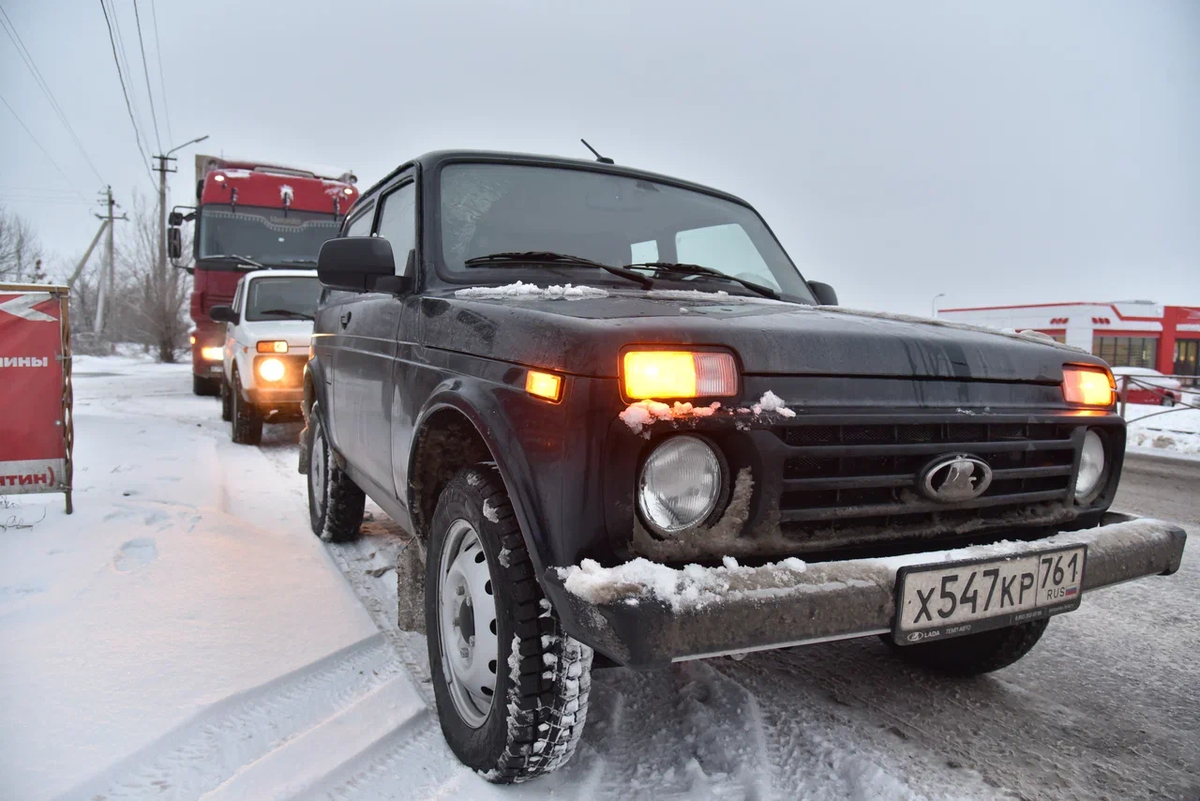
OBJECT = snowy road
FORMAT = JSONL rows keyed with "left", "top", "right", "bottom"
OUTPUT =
{"left": 3, "top": 358, "right": 1196, "bottom": 800}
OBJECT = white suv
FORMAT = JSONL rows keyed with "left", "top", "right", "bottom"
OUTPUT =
{"left": 208, "top": 270, "right": 321, "bottom": 444}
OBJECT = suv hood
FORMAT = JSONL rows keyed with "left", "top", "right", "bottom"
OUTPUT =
{"left": 423, "top": 289, "right": 1099, "bottom": 383}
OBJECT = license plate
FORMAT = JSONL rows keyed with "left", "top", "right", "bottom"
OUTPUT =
{"left": 893, "top": 545, "right": 1086, "bottom": 645}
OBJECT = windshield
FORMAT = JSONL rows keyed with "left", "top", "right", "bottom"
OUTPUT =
{"left": 437, "top": 163, "right": 816, "bottom": 302}
{"left": 244, "top": 276, "right": 322, "bottom": 321}
{"left": 198, "top": 206, "right": 340, "bottom": 266}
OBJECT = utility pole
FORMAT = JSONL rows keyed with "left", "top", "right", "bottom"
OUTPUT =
{"left": 94, "top": 186, "right": 128, "bottom": 336}
{"left": 153, "top": 153, "right": 177, "bottom": 290}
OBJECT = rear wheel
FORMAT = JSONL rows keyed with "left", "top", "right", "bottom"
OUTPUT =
{"left": 1162, "top": 394, "right": 1176, "bottom": 407}
{"left": 306, "top": 403, "right": 365, "bottom": 542}
{"left": 426, "top": 465, "right": 592, "bottom": 783}
{"left": 230, "top": 371, "right": 263, "bottom": 445}
{"left": 193, "top": 374, "right": 219, "bottom": 396}
{"left": 883, "top": 619, "right": 1049, "bottom": 677}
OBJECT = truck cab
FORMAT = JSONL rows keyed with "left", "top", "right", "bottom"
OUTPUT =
{"left": 170, "top": 155, "right": 358, "bottom": 396}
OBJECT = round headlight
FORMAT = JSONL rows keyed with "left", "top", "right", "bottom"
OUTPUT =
{"left": 1075, "top": 429, "right": 1107, "bottom": 501}
{"left": 258, "top": 357, "right": 285, "bottom": 382}
{"left": 637, "top": 435, "right": 724, "bottom": 534}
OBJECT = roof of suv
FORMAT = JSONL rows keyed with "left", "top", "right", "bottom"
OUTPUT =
{"left": 357, "top": 149, "right": 751, "bottom": 209}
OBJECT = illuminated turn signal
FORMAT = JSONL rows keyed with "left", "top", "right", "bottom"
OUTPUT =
{"left": 622, "top": 350, "right": 738, "bottom": 400}
{"left": 526, "top": 370, "right": 563, "bottom": 402}
{"left": 257, "top": 340, "right": 288, "bottom": 353}
{"left": 1063, "top": 365, "right": 1115, "bottom": 407}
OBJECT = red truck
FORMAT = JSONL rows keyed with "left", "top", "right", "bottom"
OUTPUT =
{"left": 169, "top": 155, "right": 359, "bottom": 395}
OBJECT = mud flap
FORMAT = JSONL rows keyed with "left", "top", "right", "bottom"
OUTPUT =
{"left": 297, "top": 424, "right": 311, "bottom": 475}
{"left": 396, "top": 538, "right": 427, "bottom": 634}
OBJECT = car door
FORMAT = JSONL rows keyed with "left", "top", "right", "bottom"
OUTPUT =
{"left": 318, "top": 203, "right": 374, "bottom": 454}
{"left": 335, "top": 178, "right": 415, "bottom": 495}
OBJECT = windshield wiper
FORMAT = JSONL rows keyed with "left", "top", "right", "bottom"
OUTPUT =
{"left": 258, "top": 309, "right": 314, "bottom": 320}
{"left": 205, "top": 254, "right": 265, "bottom": 269}
{"left": 277, "top": 257, "right": 317, "bottom": 265}
{"left": 464, "top": 251, "right": 653, "bottom": 289}
{"left": 626, "top": 261, "right": 780, "bottom": 299}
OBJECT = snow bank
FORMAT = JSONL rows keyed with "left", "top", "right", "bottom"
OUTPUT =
{"left": 454, "top": 282, "right": 608, "bottom": 301}
{"left": 1122, "top": 402, "right": 1200, "bottom": 458}
{"left": 558, "top": 556, "right": 808, "bottom": 610}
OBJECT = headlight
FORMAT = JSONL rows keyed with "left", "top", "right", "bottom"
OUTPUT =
{"left": 637, "top": 435, "right": 724, "bottom": 534}
{"left": 258, "top": 357, "right": 285, "bottom": 382}
{"left": 1075, "top": 429, "right": 1107, "bottom": 501}
{"left": 200, "top": 346, "right": 223, "bottom": 361}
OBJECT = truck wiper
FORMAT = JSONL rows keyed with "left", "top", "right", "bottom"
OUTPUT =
{"left": 259, "top": 309, "right": 314, "bottom": 320}
{"left": 277, "top": 257, "right": 317, "bottom": 265}
{"left": 626, "top": 261, "right": 780, "bottom": 299}
{"left": 206, "top": 254, "right": 265, "bottom": 269}
{"left": 464, "top": 251, "right": 653, "bottom": 289}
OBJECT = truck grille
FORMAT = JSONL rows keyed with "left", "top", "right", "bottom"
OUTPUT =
{"left": 773, "top": 420, "right": 1079, "bottom": 545}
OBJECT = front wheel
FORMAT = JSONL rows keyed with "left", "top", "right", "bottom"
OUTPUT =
{"left": 220, "top": 378, "right": 233, "bottom": 422}
{"left": 306, "top": 403, "right": 365, "bottom": 542}
{"left": 230, "top": 371, "right": 263, "bottom": 445}
{"left": 426, "top": 465, "right": 592, "bottom": 783}
{"left": 1162, "top": 395, "right": 1176, "bottom": 407}
{"left": 882, "top": 619, "right": 1049, "bottom": 677}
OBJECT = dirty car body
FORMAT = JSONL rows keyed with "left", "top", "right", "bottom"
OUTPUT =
{"left": 302, "top": 150, "right": 1187, "bottom": 674}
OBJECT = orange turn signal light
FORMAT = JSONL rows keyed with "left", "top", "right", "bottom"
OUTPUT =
{"left": 257, "top": 340, "right": 288, "bottom": 354}
{"left": 1062, "top": 365, "right": 1115, "bottom": 407}
{"left": 622, "top": 350, "right": 738, "bottom": 400}
{"left": 526, "top": 370, "right": 563, "bottom": 402}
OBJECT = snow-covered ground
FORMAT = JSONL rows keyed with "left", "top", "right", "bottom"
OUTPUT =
{"left": 2, "top": 355, "right": 1197, "bottom": 799}
{"left": 1122, "top": 400, "right": 1200, "bottom": 460}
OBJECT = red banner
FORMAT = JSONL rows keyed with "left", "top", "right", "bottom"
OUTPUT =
{"left": 0, "top": 289, "right": 67, "bottom": 493}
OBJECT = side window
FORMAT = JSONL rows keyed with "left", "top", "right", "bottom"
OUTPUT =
{"left": 630, "top": 239, "right": 658, "bottom": 264}
{"left": 676, "top": 223, "right": 778, "bottom": 289}
{"left": 344, "top": 204, "right": 375, "bottom": 237}
{"left": 376, "top": 183, "right": 416, "bottom": 275}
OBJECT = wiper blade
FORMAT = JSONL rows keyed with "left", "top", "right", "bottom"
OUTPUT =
{"left": 626, "top": 261, "right": 780, "bottom": 299}
{"left": 205, "top": 254, "right": 265, "bottom": 269}
{"left": 277, "top": 257, "right": 317, "bottom": 265}
{"left": 258, "top": 308, "right": 314, "bottom": 320}
{"left": 464, "top": 251, "right": 652, "bottom": 289}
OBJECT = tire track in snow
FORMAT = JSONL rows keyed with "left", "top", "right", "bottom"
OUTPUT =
{"left": 60, "top": 634, "right": 402, "bottom": 801}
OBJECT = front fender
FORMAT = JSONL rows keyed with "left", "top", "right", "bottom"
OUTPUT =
{"left": 410, "top": 382, "right": 560, "bottom": 583}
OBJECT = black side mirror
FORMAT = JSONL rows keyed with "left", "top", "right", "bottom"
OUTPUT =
{"left": 809, "top": 281, "right": 838, "bottom": 306}
{"left": 168, "top": 227, "right": 182, "bottom": 260}
{"left": 209, "top": 304, "right": 238, "bottom": 324}
{"left": 318, "top": 236, "right": 406, "bottom": 293}
{"left": 168, "top": 211, "right": 184, "bottom": 226}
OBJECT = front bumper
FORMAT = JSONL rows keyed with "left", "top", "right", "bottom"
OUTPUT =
{"left": 544, "top": 512, "right": 1186, "bottom": 669}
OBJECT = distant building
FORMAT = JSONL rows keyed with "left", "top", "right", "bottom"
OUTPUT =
{"left": 938, "top": 301, "right": 1200, "bottom": 383}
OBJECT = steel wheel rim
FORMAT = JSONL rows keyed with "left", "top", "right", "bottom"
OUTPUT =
{"left": 438, "top": 518, "right": 499, "bottom": 728}
{"left": 310, "top": 421, "right": 326, "bottom": 510}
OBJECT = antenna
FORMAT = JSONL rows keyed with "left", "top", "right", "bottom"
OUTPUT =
{"left": 580, "top": 138, "right": 614, "bottom": 164}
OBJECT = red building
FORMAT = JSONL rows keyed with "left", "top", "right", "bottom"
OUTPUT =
{"left": 938, "top": 301, "right": 1200, "bottom": 383}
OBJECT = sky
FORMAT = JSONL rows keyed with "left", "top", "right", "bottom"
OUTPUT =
{"left": 1, "top": 0, "right": 1197, "bottom": 315}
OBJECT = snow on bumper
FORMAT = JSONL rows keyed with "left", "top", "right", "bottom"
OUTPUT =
{"left": 545, "top": 513, "right": 1187, "bottom": 668}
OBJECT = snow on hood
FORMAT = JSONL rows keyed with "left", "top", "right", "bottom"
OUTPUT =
{"left": 454, "top": 281, "right": 609, "bottom": 301}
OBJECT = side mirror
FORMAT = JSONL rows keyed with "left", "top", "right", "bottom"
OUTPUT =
{"left": 209, "top": 304, "right": 238, "bottom": 324}
{"left": 168, "top": 227, "right": 182, "bottom": 260}
{"left": 317, "top": 236, "right": 406, "bottom": 293}
{"left": 168, "top": 211, "right": 184, "bottom": 226}
{"left": 809, "top": 281, "right": 838, "bottom": 306}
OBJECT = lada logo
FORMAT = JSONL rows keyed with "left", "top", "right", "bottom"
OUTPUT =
{"left": 919, "top": 455, "right": 992, "bottom": 503}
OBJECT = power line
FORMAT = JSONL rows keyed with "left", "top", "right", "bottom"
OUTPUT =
{"left": 131, "top": 0, "right": 161, "bottom": 153}
{"left": 99, "top": 0, "right": 154, "bottom": 184}
{"left": 149, "top": 0, "right": 172, "bottom": 144}
{"left": 0, "top": 92, "right": 88, "bottom": 200}
{"left": 106, "top": 0, "right": 152, "bottom": 160}
{"left": 0, "top": 3, "right": 106, "bottom": 185}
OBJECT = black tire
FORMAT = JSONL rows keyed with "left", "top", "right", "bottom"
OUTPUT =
{"left": 882, "top": 619, "right": 1050, "bottom": 677}
{"left": 193, "top": 374, "right": 220, "bottom": 396}
{"left": 230, "top": 371, "right": 263, "bottom": 446}
{"left": 426, "top": 465, "right": 592, "bottom": 783}
{"left": 1162, "top": 395, "right": 1175, "bottom": 407}
{"left": 306, "top": 403, "right": 365, "bottom": 542}
{"left": 220, "top": 378, "right": 233, "bottom": 422}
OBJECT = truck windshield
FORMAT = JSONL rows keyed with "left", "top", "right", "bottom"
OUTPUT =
{"left": 198, "top": 207, "right": 340, "bottom": 266}
{"left": 244, "top": 276, "right": 322, "bottom": 321}
{"left": 437, "top": 163, "right": 816, "bottom": 302}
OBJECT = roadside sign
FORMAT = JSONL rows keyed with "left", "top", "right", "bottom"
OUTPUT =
{"left": 0, "top": 283, "right": 74, "bottom": 513}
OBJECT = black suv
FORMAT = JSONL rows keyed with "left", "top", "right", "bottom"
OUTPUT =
{"left": 300, "top": 150, "right": 1186, "bottom": 782}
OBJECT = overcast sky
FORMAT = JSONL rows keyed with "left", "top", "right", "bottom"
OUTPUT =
{"left": 2, "top": 0, "right": 1197, "bottom": 315}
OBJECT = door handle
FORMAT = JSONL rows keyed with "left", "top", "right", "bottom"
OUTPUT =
{"left": 340, "top": 310, "right": 352, "bottom": 328}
